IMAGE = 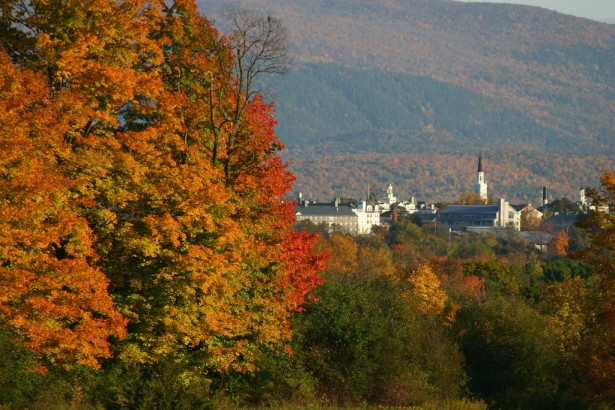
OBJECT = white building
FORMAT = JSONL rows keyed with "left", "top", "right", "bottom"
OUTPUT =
{"left": 353, "top": 200, "right": 382, "bottom": 234}
{"left": 294, "top": 197, "right": 359, "bottom": 235}
{"left": 386, "top": 184, "right": 397, "bottom": 206}
{"left": 473, "top": 153, "right": 488, "bottom": 202}
{"left": 294, "top": 195, "right": 384, "bottom": 235}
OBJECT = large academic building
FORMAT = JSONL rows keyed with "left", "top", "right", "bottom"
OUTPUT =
{"left": 294, "top": 196, "right": 382, "bottom": 235}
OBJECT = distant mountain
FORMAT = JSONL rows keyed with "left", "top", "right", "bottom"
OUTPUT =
{"left": 198, "top": 0, "right": 615, "bottom": 202}
{"left": 266, "top": 64, "right": 564, "bottom": 152}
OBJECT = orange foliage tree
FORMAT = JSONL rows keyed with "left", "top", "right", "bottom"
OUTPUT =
{"left": 0, "top": 50, "right": 127, "bottom": 369}
{"left": 573, "top": 170, "right": 615, "bottom": 402}
{"left": 548, "top": 230, "right": 569, "bottom": 256}
{"left": 0, "top": 0, "right": 325, "bottom": 374}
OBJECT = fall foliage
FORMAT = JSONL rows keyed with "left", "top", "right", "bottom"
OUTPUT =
{"left": 1, "top": 2, "right": 615, "bottom": 409}
{"left": 549, "top": 230, "right": 570, "bottom": 256}
{"left": 0, "top": 50, "right": 127, "bottom": 369}
{"left": 0, "top": 0, "right": 324, "bottom": 373}
{"left": 573, "top": 170, "right": 615, "bottom": 401}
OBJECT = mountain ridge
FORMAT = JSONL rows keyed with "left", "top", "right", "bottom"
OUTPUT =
{"left": 199, "top": 0, "right": 615, "bottom": 202}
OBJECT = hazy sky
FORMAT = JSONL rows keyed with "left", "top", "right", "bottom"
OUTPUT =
{"left": 456, "top": 0, "right": 615, "bottom": 22}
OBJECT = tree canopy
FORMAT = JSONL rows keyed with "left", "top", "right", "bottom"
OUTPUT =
{"left": 0, "top": 0, "right": 324, "bottom": 373}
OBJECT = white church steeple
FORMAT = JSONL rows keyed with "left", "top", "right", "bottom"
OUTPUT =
{"left": 474, "top": 153, "right": 488, "bottom": 202}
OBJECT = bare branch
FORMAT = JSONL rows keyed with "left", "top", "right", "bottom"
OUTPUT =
{"left": 222, "top": 6, "right": 291, "bottom": 99}
{"left": 218, "top": 6, "right": 292, "bottom": 183}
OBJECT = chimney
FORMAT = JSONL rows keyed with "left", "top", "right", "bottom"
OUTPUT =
{"left": 542, "top": 186, "right": 548, "bottom": 206}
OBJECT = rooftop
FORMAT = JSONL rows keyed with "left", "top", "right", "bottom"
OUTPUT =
{"left": 295, "top": 204, "right": 357, "bottom": 217}
{"left": 439, "top": 205, "right": 500, "bottom": 215}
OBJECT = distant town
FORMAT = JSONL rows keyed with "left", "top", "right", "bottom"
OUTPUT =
{"left": 294, "top": 154, "right": 606, "bottom": 248}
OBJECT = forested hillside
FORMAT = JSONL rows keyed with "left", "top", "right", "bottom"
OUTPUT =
{"left": 200, "top": 0, "right": 615, "bottom": 202}
{"left": 288, "top": 149, "right": 615, "bottom": 204}
{"left": 267, "top": 64, "right": 561, "bottom": 150}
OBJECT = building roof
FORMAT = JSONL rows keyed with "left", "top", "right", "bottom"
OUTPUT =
{"left": 295, "top": 204, "right": 356, "bottom": 217}
{"left": 439, "top": 205, "right": 499, "bottom": 215}
{"left": 541, "top": 213, "right": 585, "bottom": 229}
{"left": 511, "top": 204, "right": 528, "bottom": 212}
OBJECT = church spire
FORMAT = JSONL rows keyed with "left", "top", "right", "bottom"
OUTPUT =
{"left": 474, "top": 152, "right": 488, "bottom": 201}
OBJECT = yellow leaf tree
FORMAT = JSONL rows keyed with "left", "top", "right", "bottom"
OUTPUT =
{"left": 408, "top": 262, "right": 457, "bottom": 325}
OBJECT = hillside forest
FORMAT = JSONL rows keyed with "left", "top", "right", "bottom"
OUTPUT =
{"left": 202, "top": 0, "right": 615, "bottom": 203}
{"left": 1, "top": 1, "right": 615, "bottom": 409}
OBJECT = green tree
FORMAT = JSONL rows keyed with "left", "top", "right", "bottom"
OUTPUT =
{"left": 462, "top": 259, "right": 521, "bottom": 296}
{"left": 295, "top": 275, "right": 466, "bottom": 407}
{"left": 455, "top": 297, "right": 560, "bottom": 407}
{"left": 543, "top": 197, "right": 580, "bottom": 216}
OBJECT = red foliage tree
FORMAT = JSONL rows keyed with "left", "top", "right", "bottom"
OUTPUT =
{"left": 0, "top": 0, "right": 325, "bottom": 374}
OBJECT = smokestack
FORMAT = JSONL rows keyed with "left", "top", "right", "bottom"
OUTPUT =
{"left": 542, "top": 186, "right": 548, "bottom": 206}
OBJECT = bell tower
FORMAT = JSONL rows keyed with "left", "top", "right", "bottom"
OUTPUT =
{"left": 474, "top": 153, "right": 488, "bottom": 202}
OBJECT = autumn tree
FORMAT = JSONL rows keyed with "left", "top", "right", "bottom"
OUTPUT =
{"left": 456, "top": 192, "right": 488, "bottom": 205}
{"left": 357, "top": 245, "right": 396, "bottom": 282}
{"left": 209, "top": 6, "right": 292, "bottom": 181}
{"left": 0, "top": 0, "right": 325, "bottom": 380}
{"left": 520, "top": 206, "right": 542, "bottom": 231}
{"left": 573, "top": 170, "right": 615, "bottom": 402}
{"left": 541, "top": 277, "right": 588, "bottom": 364}
{"left": 548, "top": 230, "right": 569, "bottom": 256}
{"left": 317, "top": 234, "right": 358, "bottom": 278}
{"left": 0, "top": 49, "right": 126, "bottom": 369}
{"left": 407, "top": 262, "right": 457, "bottom": 326}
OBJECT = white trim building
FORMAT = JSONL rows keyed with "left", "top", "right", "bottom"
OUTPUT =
{"left": 437, "top": 198, "right": 520, "bottom": 231}
{"left": 354, "top": 201, "right": 382, "bottom": 234}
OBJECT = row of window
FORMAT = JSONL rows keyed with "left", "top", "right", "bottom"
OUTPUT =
{"left": 444, "top": 220, "right": 495, "bottom": 226}
{"left": 301, "top": 216, "right": 355, "bottom": 222}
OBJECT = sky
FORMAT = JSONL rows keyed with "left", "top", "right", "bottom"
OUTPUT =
{"left": 455, "top": 0, "right": 615, "bottom": 22}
